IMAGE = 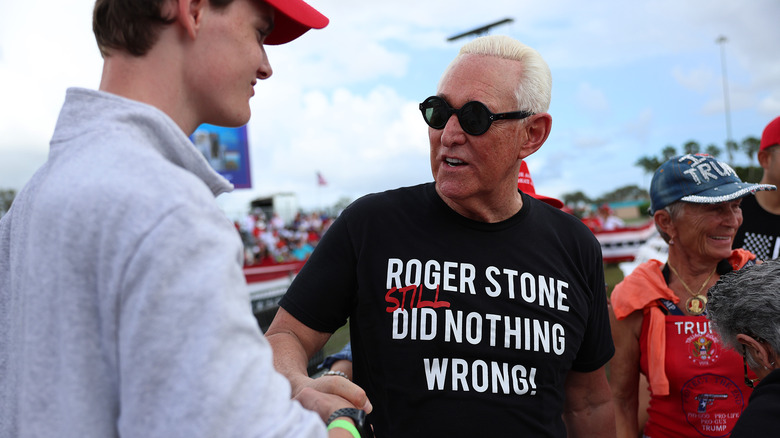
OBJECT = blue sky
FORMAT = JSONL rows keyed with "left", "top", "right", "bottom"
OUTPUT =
{"left": 1, "top": 0, "right": 779, "bottom": 218}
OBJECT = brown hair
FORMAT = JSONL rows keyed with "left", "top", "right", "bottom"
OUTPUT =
{"left": 92, "top": 0, "right": 235, "bottom": 57}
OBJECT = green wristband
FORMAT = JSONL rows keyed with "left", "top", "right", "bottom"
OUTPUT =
{"left": 327, "top": 419, "right": 360, "bottom": 438}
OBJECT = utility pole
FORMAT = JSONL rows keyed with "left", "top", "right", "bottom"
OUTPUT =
{"left": 716, "top": 35, "right": 734, "bottom": 162}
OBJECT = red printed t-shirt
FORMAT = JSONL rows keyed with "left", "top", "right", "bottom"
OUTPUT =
{"left": 640, "top": 313, "right": 750, "bottom": 437}
{"left": 612, "top": 249, "right": 755, "bottom": 438}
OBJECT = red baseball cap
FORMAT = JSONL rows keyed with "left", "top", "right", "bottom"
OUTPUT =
{"left": 264, "top": 0, "right": 329, "bottom": 45}
{"left": 518, "top": 161, "right": 564, "bottom": 209}
{"left": 760, "top": 116, "right": 780, "bottom": 151}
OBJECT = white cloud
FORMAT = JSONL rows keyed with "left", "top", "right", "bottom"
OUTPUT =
{"left": 575, "top": 82, "right": 609, "bottom": 115}
{"left": 0, "top": 0, "right": 101, "bottom": 189}
{"left": 229, "top": 83, "right": 430, "bottom": 214}
{"left": 622, "top": 109, "right": 655, "bottom": 147}
{"left": 672, "top": 66, "right": 713, "bottom": 93}
{"left": 573, "top": 134, "right": 609, "bottom": 150}
{"left": 2, "top": 0, "right": 780, "bottom": 213}
{"left": 758, "top": 93, "right": 780, "bottom": 117}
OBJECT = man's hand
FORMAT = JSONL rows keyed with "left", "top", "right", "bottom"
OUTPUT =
{"left": 293, "top": 379, "right": 372, "bottom": 422}
{"left": 266, "top": 307, "right": 371, "bottom": 421}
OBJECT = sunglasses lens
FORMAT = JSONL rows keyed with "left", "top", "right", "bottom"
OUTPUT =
{"left": 420, "top": 97, "right": 494, "bottom": 135}
{"left": 422, "top": 97, "right": 449, "bottom": 129}
{"left": 459, "top": 101, "right": 491, "bottom": 135}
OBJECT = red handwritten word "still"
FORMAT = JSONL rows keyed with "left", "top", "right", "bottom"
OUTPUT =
{"left": 385, "top": 285, "right": 451, "bottom": 313}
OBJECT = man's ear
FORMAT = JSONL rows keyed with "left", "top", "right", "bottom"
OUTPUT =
{"left": 176, "top": 0, "right": 207, "bottom": 39}
{"left": 757, "top": 148, "right": 772, "bottom": 170}
{"left": 737, "top": 333, "right": 775, "bottom": 369}
{"left": 518, "top": 113, "right": 552, "bottom": 159}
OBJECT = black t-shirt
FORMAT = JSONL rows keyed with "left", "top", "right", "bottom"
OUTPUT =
{"left": 280, "top": 183, "right": 614, "bottom": 437}
{"left": 734, "top": 195, "right": 780, "bottom": 260}
{"left": 729, "top": 369, "right": 780, "bottom": 437}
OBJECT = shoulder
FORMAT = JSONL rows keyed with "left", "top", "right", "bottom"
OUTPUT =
{"left": 353, "top": 183, "right": 430, "bottom": 204}
{"left": 526, "top": 198, "right": 601, "bottom": 248}
{"left": 740, "top": 194, "right": 760, "bottom": 210}
{"left": 611, "top": 260, "right": 670, "bottom": 317}
{"left": 47, "top": 132, "right": 228, "bottom": 251}
{"left": 57, "top": 103, "right": 219, "bottom": 216}
{"left": 728, "top": 248, "right": 758, "bottom": 269}
{"left": 342, "top": 183, "right": 433, "bottom": 217}
{"left": 521, "top": 194, "right": 582, "bottom": 226}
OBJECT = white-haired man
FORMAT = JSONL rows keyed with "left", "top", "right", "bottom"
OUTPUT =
{"left": 267, "top": 35, "right": 616, "bottom": 437}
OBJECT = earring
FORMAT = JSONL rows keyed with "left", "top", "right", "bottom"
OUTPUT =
{"left": 669, "top": 237, "right": 674, "bottom": 245}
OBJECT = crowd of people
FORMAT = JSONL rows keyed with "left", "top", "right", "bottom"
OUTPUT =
{"left": 3, "top": 0, "right": 780, "bottom": 436}
{"left": 580, "top": 203, "right": 627, "bottom": 232}
{"left": 235, "top": 211, "right": 335, "bottom": 266}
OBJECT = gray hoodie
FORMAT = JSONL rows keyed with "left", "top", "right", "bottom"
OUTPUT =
{"left": 0, "top": 88, "right": 324, "bottom": 437}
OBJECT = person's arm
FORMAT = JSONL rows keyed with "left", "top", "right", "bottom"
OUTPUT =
{"left": 320, "top": 343, "right": 354, "bottom": 380}
{"left": 328, "top": 359, "right": 354, "bottom": 381}
{"left": 563, "top": 365, "right": 616, "bottom": 438}
{"left": 329, "top": 426, "right": 357, "bottom": 438}
{"left": 607, "top": 307, "right": 643, "bottom": 438}
{"left": 118, "top": 202, "right": 330, "bottom": 437}
{"left": 266, "top": 307, "right": 371, "bottom": 421}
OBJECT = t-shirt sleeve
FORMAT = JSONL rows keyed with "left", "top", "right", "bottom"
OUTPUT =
{"left": 279, "top": 211, "right": 358, "bottom": 333}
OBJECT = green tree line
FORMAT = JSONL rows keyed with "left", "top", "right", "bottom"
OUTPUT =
{"left": 634, "top": 135, "right": 761, "bottom": 176}
{"left": 0, "top": 135, "right": 764, "bottom": 220}
{"left": 562, "top": 135, "right": 763, "bottom": 208}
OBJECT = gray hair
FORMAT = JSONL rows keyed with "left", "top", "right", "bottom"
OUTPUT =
{"left": 654, "top": 201, "right": 686, "bottom": 243}
{"left": 707, "top": 259, "right": 780, "bottom": 363}
{"left": 438, "top": 35, "right": 552, "bottom": 114}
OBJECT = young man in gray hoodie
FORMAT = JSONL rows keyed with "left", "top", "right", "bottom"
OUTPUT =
{"left": 0, "top": 1, "right": 370, "bottom": 437}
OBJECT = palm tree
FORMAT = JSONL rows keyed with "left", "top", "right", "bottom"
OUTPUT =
{"left": 726, "top": 140, "right": 739, "bottom": 163}
{"left": 682, "top": 140, "right": 700, "bottom": 155}
{"left": 705, "top": 144, "right": 722, "bottom": 158}
{"left": 635, "top": 156, "right": 662, "bottom": 174}
{"left": 661, "top": 145, "right": 677, "bottom": 160}
{"left": 741, "top": 136, "right": 761, "bottom": 166}
{"left": 740, "top": 136, "right": 762, "bottom": 182}
{"left": 562, "top": 190, "right": 592, "bottom": 206}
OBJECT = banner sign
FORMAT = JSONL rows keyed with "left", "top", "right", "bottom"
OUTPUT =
{"left": 190, "top": 124, "right": 252, "bottom": 189}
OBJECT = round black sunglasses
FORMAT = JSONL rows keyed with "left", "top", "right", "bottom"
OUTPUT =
{"left": 419, "top": 95, "right": 534, "bottom": 136}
